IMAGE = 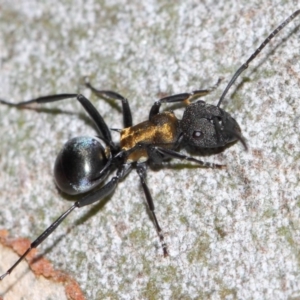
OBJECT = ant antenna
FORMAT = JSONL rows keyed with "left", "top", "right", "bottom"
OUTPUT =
{"left": 217, "top": 9, "right": 300, "bottom": 107}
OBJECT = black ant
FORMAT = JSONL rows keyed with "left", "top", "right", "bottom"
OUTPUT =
{"left": 0, "top": 10, "right": 299, "bottom": 280}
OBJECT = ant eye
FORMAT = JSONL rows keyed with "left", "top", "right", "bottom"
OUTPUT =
{"left": 192, "top": 131, "right": 203, "bottom": 139}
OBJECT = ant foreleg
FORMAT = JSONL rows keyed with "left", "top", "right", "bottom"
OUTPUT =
{"left": 149, "top": 78, "right": 222, "bottom": 118}
{"left": 148, "top": 146, "right": 225, "bottom": 169}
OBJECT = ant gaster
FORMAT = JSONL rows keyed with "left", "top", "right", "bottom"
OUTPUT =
{"left": 0, "top": 10, "right": 299, "bottom": 280}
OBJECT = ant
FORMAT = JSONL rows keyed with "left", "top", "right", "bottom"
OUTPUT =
{"left": 0, "top": 10, "right": 299, "bottom": 280}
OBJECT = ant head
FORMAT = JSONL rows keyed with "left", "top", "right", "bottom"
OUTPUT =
{"left": 180, "top": 100, "right": 244, "bottom": 149}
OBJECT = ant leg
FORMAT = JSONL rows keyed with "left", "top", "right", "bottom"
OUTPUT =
{"left": 148, "top": 146, "right": 225, "bottom": 169}
{"left": 0, "top": 163, "right": 132, "bottom": 281}
{"left": 85, "top": 80, "right": 132, "bottom": 128}
{"left": 136, "top": 163, "right": 168, "bottom": 257}
{"left": 0, "top": 94, "right": 115, "bottom": 149}
{"left": 149, "top": 78, "right": 222, "bottom": 118}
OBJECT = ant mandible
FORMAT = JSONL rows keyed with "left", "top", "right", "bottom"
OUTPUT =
{"left": 0, "top": 10, "right": 299, "bottom": 280}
